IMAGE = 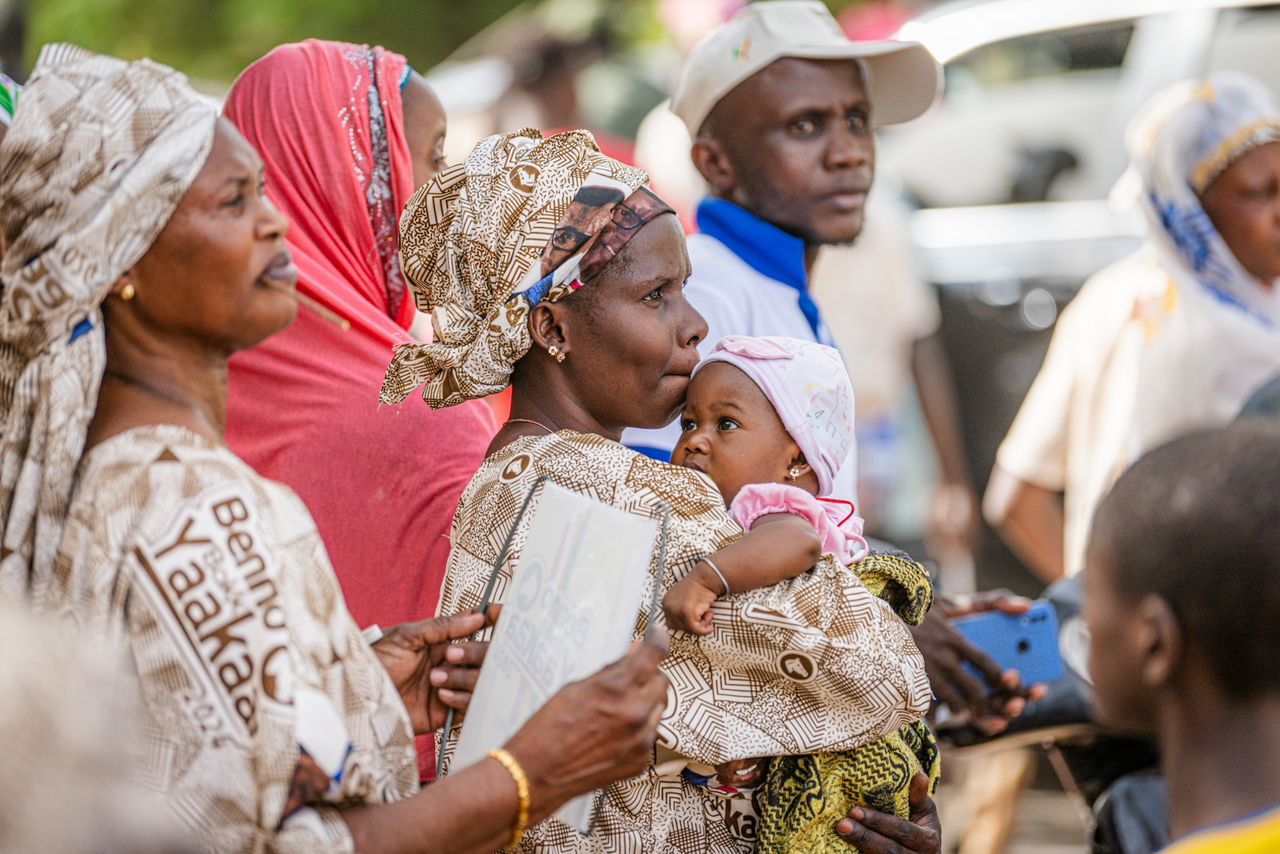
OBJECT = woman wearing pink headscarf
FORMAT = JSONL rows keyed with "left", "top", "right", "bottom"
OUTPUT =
{"left": 223, "top": 41, "right": 496, "bottom": 634}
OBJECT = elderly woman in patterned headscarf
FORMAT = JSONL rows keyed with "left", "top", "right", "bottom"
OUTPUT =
{"left": 0, "top": 45, "right": 669, "bottom": 853}
{"left": 382, "top": 129, "right": 939, "bottom": 854}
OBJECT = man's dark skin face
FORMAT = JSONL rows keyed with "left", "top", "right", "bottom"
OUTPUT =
{"left": 692, "top": 57, "right": 875, "bottom": 249}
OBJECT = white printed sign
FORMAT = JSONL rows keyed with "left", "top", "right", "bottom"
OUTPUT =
{"left": 452, "top": 482, "right": 659, "bottom": 833}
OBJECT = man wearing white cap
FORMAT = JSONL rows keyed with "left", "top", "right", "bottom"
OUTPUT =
{"left": 623, "top": 0, "right": 937, "bottom": 495}
{"left": 626, "top": 0, "right": 1045, "bottom": 750}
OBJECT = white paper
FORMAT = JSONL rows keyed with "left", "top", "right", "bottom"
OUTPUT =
{"left": 452, "top": 481, "right": 659, "bottom": 834}
{"left": 294, "top": 687, "right": 351, "bottom": 781}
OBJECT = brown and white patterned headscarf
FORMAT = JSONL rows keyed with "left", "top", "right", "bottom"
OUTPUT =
{"left": 0, "top": 44, "right": 217, "bottom": 598}
{"left": 380, "top": 128, "right": 672, "bottom": 409}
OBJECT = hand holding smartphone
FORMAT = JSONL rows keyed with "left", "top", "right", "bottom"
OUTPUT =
{"left": 949, "top": 600, "right": 1064, "bottom": 689}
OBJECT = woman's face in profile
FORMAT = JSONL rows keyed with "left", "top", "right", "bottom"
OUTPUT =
{"left": 562, "top": 214, "right": 707, "bottom": 431}
{"left": 401, "top": 73, "right": 448, "bottom": 190}
{"left": 1201, "top": 140, "right": 1280, "bottom": 284}
{"left": 127, "top": 118, "right": 298, "bottom": 352}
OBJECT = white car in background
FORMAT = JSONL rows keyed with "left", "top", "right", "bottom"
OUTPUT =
{"left": 887, "top": 0, "right": 1280, "bottom": 209}
{"left": 874, "top": 0, "right": 1280, "bottom": 307}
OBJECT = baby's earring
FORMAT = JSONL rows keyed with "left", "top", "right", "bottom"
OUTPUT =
{"left": 547, "top": 344, "right": 566, "bottom": 364}
{"left": 787, "top": 465, "right": 802, "bottom": 480}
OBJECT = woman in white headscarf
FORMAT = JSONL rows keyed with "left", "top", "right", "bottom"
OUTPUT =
{"left": 1123, "top": 73, "right": 1280, "bottom": 450}
{"left": 988, "top": 71, "right": 1280, "bottom": 581}
{"left": 0, "top": 44, "right": 668, "bottom": 853}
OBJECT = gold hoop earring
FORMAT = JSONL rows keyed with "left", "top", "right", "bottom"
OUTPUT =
{"left": 787, "top": 466, "right": 802, "bottom": 480}
{"left": 119, "top": 282, "right": 136, "bottom": 302}
{"left": 547, "top": 344, "right": 566, "bottom": 364}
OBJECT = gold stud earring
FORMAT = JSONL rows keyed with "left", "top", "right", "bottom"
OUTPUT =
{"left": 787, "top": 465, "right": 802, "bottom": 480}
{"left": 120, "top": 282, "right": 136, "bottom": 301}
{"left": 547, "top": 344, "right": 566, "bottom": 364}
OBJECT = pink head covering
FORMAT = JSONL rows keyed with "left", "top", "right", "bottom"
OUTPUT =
{"left": 222, "top": 41, "right": 499, "bottom": 782}
{"left": 223, "top": 39, "right": 416, "bottom": 328}
{"left": 696, "top": 335, "right": 855, "bottom": 496}
{"left": 222, "top": 40, "right": 499, "bottom": 647}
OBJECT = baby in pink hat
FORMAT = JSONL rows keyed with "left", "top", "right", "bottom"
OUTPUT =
{"left": 663, "top": 336, "right": 940, "bottom": 847}
{"left": 663, "top": 335, "right": 869, "bottom": 634}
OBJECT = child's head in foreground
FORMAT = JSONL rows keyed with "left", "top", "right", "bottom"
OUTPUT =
{"left": 1084, "top": 421, "right": 1280, "bottom": 732}
{"left": 672, "top": 336, "right": 854, "bottom": 505}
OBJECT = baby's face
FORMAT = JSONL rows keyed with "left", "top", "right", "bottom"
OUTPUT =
{"left": 673, "top": 362, "right": 801, "bottom": 505}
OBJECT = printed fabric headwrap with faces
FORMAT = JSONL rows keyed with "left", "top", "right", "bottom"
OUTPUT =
{"left": 380, "top": 128, "right": 673, "bottom": 409}
{"left": 0, "top": 44, "right": 217, "bottom": 598}
{"left": 695, "top": 335, "right": 856, "bottom": 497}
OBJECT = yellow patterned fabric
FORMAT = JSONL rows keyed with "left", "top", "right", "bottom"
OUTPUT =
{"left": 439, "top": 429, "right": 932, "bottom": 853}
{"left": 856, "top": 549, "right": 934, "bottom": 626}
{"left": 380, "top": 128, "right": 651, "bottom": 409}
{"left": 758, "top": 723, "right": 940, "bottom": 854}
{"left": 47, "top": 425, "right": 419, "bottom": 852}
{"left": 757, "top": 552, "right": 941, "bottom": 854}
{"left": 0, "top": 44, "right": 216, "bottom": 600}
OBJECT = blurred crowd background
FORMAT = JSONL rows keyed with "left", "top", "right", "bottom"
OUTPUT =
{"left": 5, "top": 1, "right": 1280, "bottom": 851}
{"left": 5, "top": 0, "right": 1277, "bottom": 598}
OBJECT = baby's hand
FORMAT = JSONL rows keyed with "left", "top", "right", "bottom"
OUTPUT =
{"left": 662, "top": 574, "right": 719, "bottom": 636}
{"left": 714, "top": 758, "right": 765, "bottom": 788}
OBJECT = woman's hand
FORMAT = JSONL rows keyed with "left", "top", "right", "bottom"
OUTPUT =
{"left": 835, "top": 773, "right": 941, "bottom": 853}
{"left": 504, "top": 633, "right": 670, "bottom": 822}
{"left": 342, "top": 623, "right": 664, "bottom": 854}
{"left": 373, "top": 608, "right": 496, "bottom": 735}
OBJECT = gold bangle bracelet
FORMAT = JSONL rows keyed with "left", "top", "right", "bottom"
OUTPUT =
{"left": 487, "top": 748, "right": 530, "bottom": 849}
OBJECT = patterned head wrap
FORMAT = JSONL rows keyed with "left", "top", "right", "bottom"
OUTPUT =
{"left": 1124, "top": 71, "right": 1280, "bottom": 316}
{"left": 380, "top": 129, "right": 673, "bottom": 409}
{"left": 0, "top": 45, "right": 217, "bottom": 597}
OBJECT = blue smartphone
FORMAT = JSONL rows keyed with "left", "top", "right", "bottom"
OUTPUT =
{"left": 949, "top": 600, "right": 1063, "bottom": 688}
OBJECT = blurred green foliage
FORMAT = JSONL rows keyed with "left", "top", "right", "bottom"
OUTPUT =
{"left": 28, "top": 0, "right": 866, "bottom": 85}
{"left": 30, "top": 0, "right": 528, "bottom": 84}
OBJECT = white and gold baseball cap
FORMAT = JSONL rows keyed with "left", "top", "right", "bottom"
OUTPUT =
{"left": 672, "top": 0, "right": 942, "bottom": 136}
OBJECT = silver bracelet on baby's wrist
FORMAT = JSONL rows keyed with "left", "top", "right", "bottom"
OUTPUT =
{"left": 362, "top": 624, "right": 385, "bottom": 646}
{"left": 701, "top": 557, "right": 731, "bottom": 597}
